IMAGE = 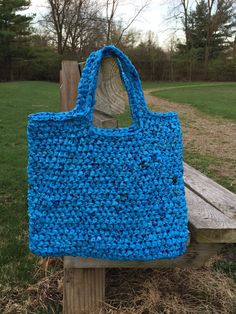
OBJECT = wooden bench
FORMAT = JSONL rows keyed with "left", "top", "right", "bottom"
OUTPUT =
{"left": 60, "top": 60, "right": 236, "bottom": 314}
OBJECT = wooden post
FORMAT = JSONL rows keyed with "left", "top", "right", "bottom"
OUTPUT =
{"left": 60, "top": 61, "right": 80, "bottom": 112}
{"left": 60, "top": 59, "right": 120, "bottom": 314}
{"left": 77, "top": 57, "right": 127, "bottom": 115}
{"left": 95, "top": 57, "right": 127, "bottom": 114}
{"left": 63, "top": 269, "right": 105, "bottom": 314}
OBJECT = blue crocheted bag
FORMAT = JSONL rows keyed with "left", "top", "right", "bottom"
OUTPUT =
{"left": 27, "top": 45, "right": 188, "bottom": 260}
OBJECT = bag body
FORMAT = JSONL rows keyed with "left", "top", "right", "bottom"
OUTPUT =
{"left": 27, "top": 45, "right": 188, "bottom": 260}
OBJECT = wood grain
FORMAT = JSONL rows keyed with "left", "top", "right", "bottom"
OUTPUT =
{"left": 186, "top": 188, "right": 236, "bottom": 243}
{"left": 60, "top": 61, "right": 80, "bottom": 112}
{"left": 79, "top": 58, "right": 127, "bottom": 115}
{"left": 63, "top": 268, "right": 105, "bottom": 314}
{"left": 64, "top": 242, "right": 222, "bottom": 269}
{"left": 184, "top": 163, "right": 236, "bottom": 220}
{"left": 93, "top": 110, "right": 118, "bottom": 128}
{"left": 60, "top": 60, "right": 117, "bottom": 129}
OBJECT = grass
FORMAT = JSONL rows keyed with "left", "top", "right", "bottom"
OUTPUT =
{"left": 104, "top": 268, "right": 235, "bottom": 314}
{"left": 0, "top": 81, "right": 59, "bottom": 289}
{"left": 214, "top": 244, "right": 236, "bottom": 282}
{"left": 0, "top": 80, "right": 235, "bottom": 313}
{"left": 184, "top": 150, "right": 235, "bottom": 193}
{"left": 142, "top": 81, "right": 226, "bottom": 90}
{"left": 148, "top": 82, "right": 236, "bottom": 121}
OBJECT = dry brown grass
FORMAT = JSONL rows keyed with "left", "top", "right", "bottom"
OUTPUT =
{"left": 1, "top": 258, "right": 63, "bottom": 314}
{"left": 1, "top": 260, "right": 235, "bottom": 314}
{"left": 105, "top": 268, "right": 236, "bottom": 314}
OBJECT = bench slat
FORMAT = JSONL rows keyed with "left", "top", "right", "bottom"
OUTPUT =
{"left": 184, "top": 163, "right": 236, "bottom": 220}
{"left": 64, "top": 243, "right": 222, "bottom": 269}
{"left": 186, "top": 188, "right": 236, "bottom": 243}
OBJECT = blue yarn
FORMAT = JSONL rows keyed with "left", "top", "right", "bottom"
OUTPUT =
{"left": 27, "top": 45, "right": 188, "bottom": 260}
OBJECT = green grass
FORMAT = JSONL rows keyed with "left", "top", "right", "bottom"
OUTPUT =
{"left": 184, "top": 150, "right": 235, "bottom": 193}
{"left": 142, "top": 81, "right": 224, "bottom": 90}
{"left": 0, "top": 81, "right": 59, "bottom": 287}
{"left": 213, "top": 244, "right": 236, "bottom": 282}
{"left": 149, "top": 82, "right": 236, "bottom": 121}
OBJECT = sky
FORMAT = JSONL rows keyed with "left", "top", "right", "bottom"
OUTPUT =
{"left": 26, "top": 0, "right": 182, "bottom": 47}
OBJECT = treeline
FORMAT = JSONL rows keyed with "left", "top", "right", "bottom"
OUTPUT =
{"left": 0, "top": 0, "right": 236, "bottom": 82}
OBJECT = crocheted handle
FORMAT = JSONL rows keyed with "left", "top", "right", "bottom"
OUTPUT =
{"left": 75, "top": 45, "right": 147, "bottom": 124}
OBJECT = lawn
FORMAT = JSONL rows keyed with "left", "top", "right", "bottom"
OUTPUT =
{"left": 0, "top": 81, "right": 235, "bottom": 313}
{"left": 0, "top": 82, "right": 59, "bottom": 302}
{"left": 142, "top": 81, "right": 226, "bottom": 89}
{"left": 147, "top": 82, "right": 236, "bottom": 121}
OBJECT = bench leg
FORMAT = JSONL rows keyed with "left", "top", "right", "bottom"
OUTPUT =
{"left": 63, "top": 268, "right": 105, "bottom": 314}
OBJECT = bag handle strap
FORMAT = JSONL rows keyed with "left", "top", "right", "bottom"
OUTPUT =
{"left": 75, "top": 45, "right": 148, "bottom": 124}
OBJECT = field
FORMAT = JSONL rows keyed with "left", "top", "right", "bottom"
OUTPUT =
{"left": 0, "top": 81, "right": 235, "bottom": 313}
{"left": 0, "top": 82, "right": 60, "bottom": 313}
{"left": 145, "top": 82, "right": 236, "bottom": 121}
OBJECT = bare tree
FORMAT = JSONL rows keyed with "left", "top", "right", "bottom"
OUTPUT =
{"left": 168, "top": 36, "right": 177, "bottom": 81}
{"left": 204, "top": 0, "right": 216, "bottom": 77}
{"left": 44, "top": 0, "right": 104, "bottom": 55}
{"left": 45, "top": 0, "right": 71, "bottom": 54}
{"left": 105, "top": 0, "right": 119, "bottom": 44}
{"left": 182, "top": 0, "right": 191, "bottom": 49}
{"left": 43, "top": 0, "right": 150, "bottom": 55}
{"left": 103, "top": 0, "right": 151, "bottom": 45}
{"left": 165, "top": 0, "right": 194, "bottom": 50}
{"left": 65, "top": 0, "right": 105, "bottom": 56}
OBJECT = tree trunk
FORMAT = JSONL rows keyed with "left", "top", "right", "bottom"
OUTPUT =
{"left": 4, "top": 55, "right": 12, "bottom": 81}
{"left": 204, "top": 45, "right": 209, "bottom": 79}
{"left": 189, "top": 58, "right": 192, "bottom": 81}
{"left": 182, "top": 0, "right": 190, "bottom": 50}
{"left": 170, "top": 56, "right": 174, "bottom": 81}
{"left": 58, "top": 34, "right": 64, "bottom": 55}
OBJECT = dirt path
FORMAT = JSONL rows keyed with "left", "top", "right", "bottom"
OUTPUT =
{"left": 144, "top": 89, "right": 236, "bottom": 188}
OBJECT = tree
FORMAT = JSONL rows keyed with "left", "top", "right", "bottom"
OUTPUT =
{"left": 128, "top": 32, "right": 168, "bottom": 81}
{"left": 166, "top": 0, "right": 193, "bottom": 51}
{"left": 0, "top": 0, "right": 33, "bottom": 80}
{"left": 43, "top": 0, "right": 150, "bottom": 57}
{"left": 107, "top": 21, "right": 141, "bottom": 49}
{"left": 103, "top": 0, "right": 150, "bottom": 45}
{"left": 105, "top": 0, "right": 119, "bottom": 45}
{"left": 188, "top": 0, "right": 236, "bottom": 77}
{"left": 167, "top": 0, "right": 236, "bottom": 79}
{"left": 182, "top": 0, "right": 191, "bottom": 50}
{"left": 44, "top": 0, "right": 103, "bottom": 56}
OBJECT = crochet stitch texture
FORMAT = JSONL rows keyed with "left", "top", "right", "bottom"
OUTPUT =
{"left": 27, "top": 45, "right": 188, "bottom": 260}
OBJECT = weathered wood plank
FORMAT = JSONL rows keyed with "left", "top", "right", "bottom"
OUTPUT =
{"left": 60, "top": 61, "right": 80, "bottom": 112}
{"left": 64, "top": 242, "right": 222, "bottom": 269}
{"left": 93, "top": 110, "right": 118, "bottom": 128}
{"left": 184, "top": 163, "right": 236, "bottom": 220}
{"left": 60, "top": 60, "right": 117, "bottom": 129}
{"left": 79, "top": 58, "right": 127, "bottom": 115}
{"left": 186, "top": 188, "right": 236, "bottom": 243}
{"left": 63, "top": 268, "right": 105, "bottom": 314}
